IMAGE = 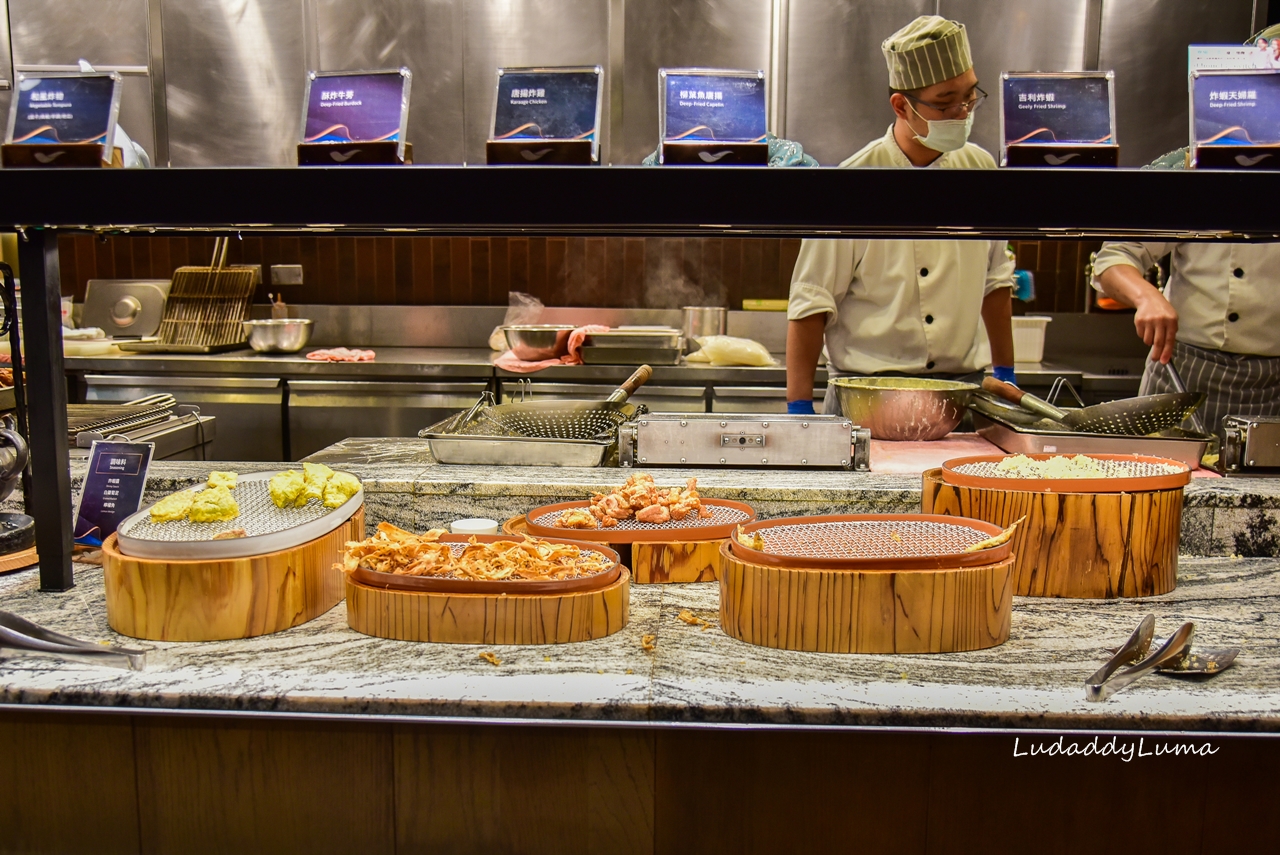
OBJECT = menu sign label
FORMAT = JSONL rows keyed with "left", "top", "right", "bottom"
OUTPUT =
{"left": 660, "top": 70, "right": 766, "bottom": 144}
{"left": 73, "top": 441, "right": 154, "bottom": 546}
{"left": 1192, "top": 71, "right": 1280, "bottom": 146}
{"left": 302, "top": 69, "right": 410, "bottom": 160}
{"left": 1190, "top": 43, "right": 1280, "bottom": 72}
{"left": 6, "top": 73, "right": 120, "bottom": 158}
{"left": 1001, "top": 73, "right": 1114, "bottom": 147}
{"left": 491, "top": 67, "right": 603, "bottom": 159}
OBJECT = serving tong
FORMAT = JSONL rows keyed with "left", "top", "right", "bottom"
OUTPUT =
{"left": 0, "top": 610, "right": 147, "bottom": 670}
{"left": 1084, "top": 614, "right": 1238, "bottom": 701}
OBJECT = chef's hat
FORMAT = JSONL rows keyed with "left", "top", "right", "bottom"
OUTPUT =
{"left": 881, "top": 15, "right": 973, "bottom": 91}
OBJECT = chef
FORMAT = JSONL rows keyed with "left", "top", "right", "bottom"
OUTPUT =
{"left": 785, "top": 15, "right": 1015, "bottom": 416}
{"left": 1092, "top": 242, "right": 1280, "bottom": 437}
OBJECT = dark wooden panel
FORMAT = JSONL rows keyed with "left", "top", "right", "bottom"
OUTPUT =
{"left": 654, "top": 729, "right": 930, "bottom": 855}
{"left": 0, "top": 710, "right": 141, "bottom": 855}
{"left": 134, "top": 716, "right": 395, "bottom": 855}
{"left": 394, "top": 723, "right": 655, "bottom": 855}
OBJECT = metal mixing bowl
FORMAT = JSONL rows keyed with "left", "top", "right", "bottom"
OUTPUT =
{"left": 242, "top": 319, "right": 314, "bottom": 353}
{"left": 503, "top": 324, "right": 575, "bottom": 360}
{"left": 831, "top": 377, "right": 978, "bottom": 441}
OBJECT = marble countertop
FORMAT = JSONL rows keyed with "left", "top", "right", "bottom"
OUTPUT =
{"left": 1, "top": 557, "right": 1277, "bottom": 732}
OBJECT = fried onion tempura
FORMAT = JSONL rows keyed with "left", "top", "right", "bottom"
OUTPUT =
{"left": 340, "top": 522, "right": 611, "bottom": 581}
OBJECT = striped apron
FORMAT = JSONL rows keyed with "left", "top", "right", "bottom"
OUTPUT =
{"left": 1140, "top": 341, "right": 1280, "bottom": 438}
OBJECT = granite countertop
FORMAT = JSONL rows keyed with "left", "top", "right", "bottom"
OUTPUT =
{"left": 1, "top": 556, "right": 1277, "bottom": 732}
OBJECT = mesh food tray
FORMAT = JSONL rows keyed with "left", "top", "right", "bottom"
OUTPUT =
{"left": 940, "top": 453, "right": 1191, "bottom": 493}
{"left": 115, "top": 471, "right": 363, "bottom": 560}
{"left": 346, "top": 534, "right": 622, "bottom": 594}
{"left": 524, "top": 498, "right": 756, "bottom": 543}
{"left": 728, "top": 514, "right": 1011, "bottom": 570}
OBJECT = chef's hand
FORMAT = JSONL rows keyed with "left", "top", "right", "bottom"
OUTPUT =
{"left": 787, "top": 399, "right": 816, "bottom": 415}
{"left": 1133, "top": 290, "right": 1179, "bottom": 364}
{"left": 991, "top": 365, "right": 1017, "bottom": 386}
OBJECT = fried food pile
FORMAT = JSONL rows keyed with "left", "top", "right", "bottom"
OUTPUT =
{"left": 340, "top": 522, "right": 612, "bottom": 581}
{"left": 149, "top": 471, "right": 240, "bottom": 523}
{"left": 269, "top": 463, "right": 361, "bottom": 509}
{"left": 555, "top": 473, "right": 712, "bottom": 529}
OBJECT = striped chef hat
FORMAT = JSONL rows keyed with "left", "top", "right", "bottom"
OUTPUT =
{"left": 882, "top": 15, "right": 973, "bottom": 91}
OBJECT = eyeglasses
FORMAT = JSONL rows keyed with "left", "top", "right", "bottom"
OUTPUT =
{"left": 903, "top": 86, "right": 988, "bottom": 119}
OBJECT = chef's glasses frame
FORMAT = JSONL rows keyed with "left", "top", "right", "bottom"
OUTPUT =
{"left": 902, "top": 86, "right": 988, "bottom": 119}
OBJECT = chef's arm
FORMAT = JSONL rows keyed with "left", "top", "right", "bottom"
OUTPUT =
{"left": 981, "top": 288, "right": 1016, "bottom": 375}
{"left": 786, "top": 314, "right": 827, "bottom": 408}
{"left": 1097, "top": 263, "right": 1179, "bottom": 364}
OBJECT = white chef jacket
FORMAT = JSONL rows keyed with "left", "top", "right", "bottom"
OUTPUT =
{"left": 1092, "top": 242, "right": 1280, "bottom": 358}
{"left": 788, "top": 126, "right": 1014, "bottom": 375}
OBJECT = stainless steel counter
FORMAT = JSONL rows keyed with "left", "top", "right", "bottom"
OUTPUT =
{"left": 64, "top": 347, "right": 498, "bottom": 379}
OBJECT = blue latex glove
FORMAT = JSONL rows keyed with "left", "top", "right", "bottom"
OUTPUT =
{"left": 787, "top": 399, "right": 816, "bottom": 415}
{"left": 992, "top": 365, "right": 1018, "bottom": 385}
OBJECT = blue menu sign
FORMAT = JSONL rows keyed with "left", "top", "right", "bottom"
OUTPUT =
{"left": 6, "top": 73, "right": 121, "bottom": 157}
{"left": 73, "top": 441, "right": 154, "bottom": 546}
{"left": 302, "top": 69, "right": 411, "bottom": 160}
{"left": 1001, "top": 73, "right": 1115, "bottom": 147}
{"left": 491, "top": 67, "right": 602, "bottom": 158}
{"left": 1191, "top": 70, "right": 1280, "bottom": 145}
{"left": 660, "top": 69, "right": 767, "bottom": 144}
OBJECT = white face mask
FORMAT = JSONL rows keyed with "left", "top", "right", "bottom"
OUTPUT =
{"left": 909, "top": 102, "right": 974, "bottom": 153}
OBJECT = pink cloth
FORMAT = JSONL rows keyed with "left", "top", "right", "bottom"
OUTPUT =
{"left": 305, "top": 347, "right": 376, "bottom": 363}
{"left": 493, "top": 324, "right": 610, "bottom": 374}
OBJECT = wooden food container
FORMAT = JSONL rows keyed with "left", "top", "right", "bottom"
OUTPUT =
{"left": 103, "top": 507, "right": 363, "bottom": 642}
{"left": 345, "top": 534, "right": 629, "bottom": 644}
{"left": 921, "top": 454, "right": 1190, "bottom": 599}
{"left": 719, "top": 515, "right": 1015, "bottom": 653}
{"left": 513, "top": 498, "right": 756, "bottom": 584}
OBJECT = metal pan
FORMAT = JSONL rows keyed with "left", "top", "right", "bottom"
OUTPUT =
{"left": 982, "top": 378, "right": 1204, "bottom": 436}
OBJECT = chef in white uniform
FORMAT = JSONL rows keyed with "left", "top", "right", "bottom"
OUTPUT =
{"left": 785, "top": 15, "right": 1015, "bottom": 416}
{"left": 1093, "top": 242, "right": 1280, "bottom": 437}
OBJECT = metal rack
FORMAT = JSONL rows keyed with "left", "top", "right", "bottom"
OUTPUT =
{"left": 1, "top": 165, "right": 1279, "bottom": 591}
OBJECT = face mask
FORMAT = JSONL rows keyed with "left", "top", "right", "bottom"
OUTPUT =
{"left": 909, "top": 103, "right": 974, "bottom": 153}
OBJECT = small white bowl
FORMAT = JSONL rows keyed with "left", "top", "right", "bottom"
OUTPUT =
{"left": 450, "top": 518, "right": 500, "bottom": 535}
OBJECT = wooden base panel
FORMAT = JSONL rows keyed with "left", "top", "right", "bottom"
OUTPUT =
{"left": 346, "top": 567, "right": 630, "bottom": 644}
{"left": 719, "top": 543, "right": 1014, "bottom": 654}
{"left": 921, "top": 469, "right": 1181, "bottom": 599}
{"left": 505, "top": 515, "right": 722, "bottom": 584}
{"left": 102, "top": 508, "right": 363, "bottom": 641}
{"left": 0, "top": 546, "right": 38, "bottom": 574}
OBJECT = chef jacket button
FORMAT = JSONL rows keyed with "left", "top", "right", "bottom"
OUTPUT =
{"left": 1233, "top": 268, "right": 1245, "bottom": 278}
{"left": 926, "top": 360, "right": 936, "bottom": 370}
{"left": 925, "top": 314, "right": 934, "bottom": 324}
{"left": 920, "top": 267, "right": 929, "bottom": 277}
{"left": 1229, "top": 312, "right": 1240, "bottom": 322}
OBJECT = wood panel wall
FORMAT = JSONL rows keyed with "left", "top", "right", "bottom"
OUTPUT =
{"left": 55, "top": 235, "right": 1097, "bottom": 313}
{"left": 3, "top": 709, "right": 1277, "bottom": 855}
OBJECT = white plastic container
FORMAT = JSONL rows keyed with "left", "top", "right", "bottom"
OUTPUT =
{"left": 450, "top": 518, "right": 500, "bottom": 535}
{"left": 1012, "top": 316, "right": 1052, "bottom": 363}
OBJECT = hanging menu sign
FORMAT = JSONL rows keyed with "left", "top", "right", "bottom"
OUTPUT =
{"left": 1191, "top": 70, "right": 1280, "bottom": 169}
{"left": 1000, "top": 72, "right": 1117, "bottom": 167}
{"left": 73, "top": 440, "right": 155, "bottom": 547}
{"left": 300, "top": 68, "right": 411, "bottom": 162}
{"left": 659, "top": 69, "right": 768, "bottom": 165}
{"left": 5, "top": 73, "right": 121, "bottom": 163}
{"left": 488, "top": 67, "right": 603, "bottom": 164}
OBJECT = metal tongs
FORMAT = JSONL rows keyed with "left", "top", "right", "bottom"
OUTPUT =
{"left": 0, "top": 610, "right": 147, "bottom": 670}
{"left": 1084, "top": 615, "right": 1238, "bottom": 701}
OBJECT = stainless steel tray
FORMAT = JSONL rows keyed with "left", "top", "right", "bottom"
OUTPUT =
{"left": 420, "top": 415, "right": 615, "bottom": 466}
{"left": 579, "top": 346, "right": 682, "bottom": 365}
{"left": 583, "top": 328, "right": 682, "bottom": 348}
{"left": 972, "top": 414, "right": 1209, "bottom": 470}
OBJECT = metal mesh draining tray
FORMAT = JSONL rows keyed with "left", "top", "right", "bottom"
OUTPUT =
{"left": 728, "top": 514, "right": 1010, "bottom": 570}
{"left": 941, "top": 453, "right": 1191, "bottom": 493}
{"left": 346, "top": 535, "right": 622, "bottom": 595}
{"left": 116, "top": 471, "right": 363, "bottom": 560}
{"left": 524, "top": 499, "right": 756, "bottom": 543}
